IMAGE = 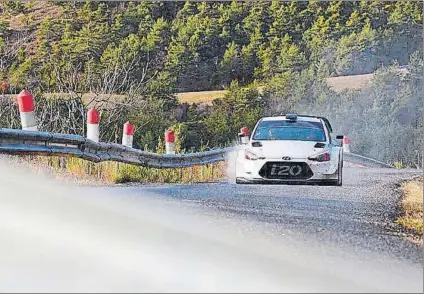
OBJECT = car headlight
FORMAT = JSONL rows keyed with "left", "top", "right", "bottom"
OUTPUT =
{"left": 308, "top": 151, "right": 331, "bottom": 162}
{"left": 244, "top": 149, "right": 265, "bottom": 160}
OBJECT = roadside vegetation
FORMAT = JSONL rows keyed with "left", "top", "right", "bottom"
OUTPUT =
{"left": 0, "top": 1, "right": 422, "bottom": 180}
{"left": 396, "top": 178, "right": 423, "bottom": 241}
{"left": 21, "top": 155, "right": 226, "bottom": 184}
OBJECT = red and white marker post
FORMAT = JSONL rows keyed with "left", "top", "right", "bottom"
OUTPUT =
{"left": 343, "top": 136, "right": 351, "bottom": 153}
{"left": 122, "top": 121, "right": 134, "bottom": 148}
{"left": 239, "top": 127, "right": 249, "bottom": 144}
{"left": 165, "top": 130, "right": 175, "bottom": 154}
{"left": 87, "top": 107, "right": 100, "bottom": 143}
{"left": 17, "top": 90, "right": 38, "bottom": 131}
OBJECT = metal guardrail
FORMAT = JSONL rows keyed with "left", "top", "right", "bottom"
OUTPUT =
{"left": 0, "top": 128, "right": 234, "bottom": 168}
{"left": 0, "top": 128, "right": 393, "bottom": 169}
{"left": 343, "top": 152, "right": 394, "bottom": 168}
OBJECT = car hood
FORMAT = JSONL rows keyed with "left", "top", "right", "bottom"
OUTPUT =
{"left": 250, "top": 140, "right": 327, "bottom": 159}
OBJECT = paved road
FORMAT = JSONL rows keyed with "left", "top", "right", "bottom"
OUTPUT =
{"left": 137, "top": 167, "right": 422, "bottom": 260}
{"left": 0, "top": 159, "right": 422, "bottom": 292}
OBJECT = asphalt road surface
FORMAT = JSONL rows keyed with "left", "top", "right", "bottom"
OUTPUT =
{"left": 0, "top": 158, "right": 422, "bottom": 293}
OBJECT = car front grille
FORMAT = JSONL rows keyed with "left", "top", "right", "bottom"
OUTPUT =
{"left": 259, "top": 162, "right": 314, "bottom": 180}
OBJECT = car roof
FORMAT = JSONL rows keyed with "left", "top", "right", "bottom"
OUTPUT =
{"left": 261, "top": 115, "right": 322, "bottom": 123}
{"left": 259, "top": 114, "right": 333, "bottom": 132}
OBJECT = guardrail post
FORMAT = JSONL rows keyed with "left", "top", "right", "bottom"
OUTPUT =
{"left": 165, "top": 129, "right": 175, "bottom": 155}
{"left": 17, "top": 90, "right": 38, "bottom": 131}
{"left": 87, "top": 107, "right": 100, "bottom": 143}
{"left": 343, "top": 136, "right": 351, "bottom": 153}
{"left": 122, "top": 121, "right": 134, "bottom": 147}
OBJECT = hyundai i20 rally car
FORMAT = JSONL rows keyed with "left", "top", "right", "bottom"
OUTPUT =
{"left": 235, "top": 114, "right": 344, "bottom": 186}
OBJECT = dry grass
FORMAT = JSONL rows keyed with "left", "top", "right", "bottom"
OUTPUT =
{"left": 5, "top": 1, "right": 61, "bottom": 31}
{"left": 326, "top": 73, "right": 375, "bottom": 93}
{"left": 3, "top": 89, "right": 238, "bottom": 106}
{"left": 176, "top": 86, "right": 265, "bottom": 104}
{"left": 20, "top": 156, "right": 227, "bottom": 185}
{"left": 396, "top": 178, "right": 423, "bottom": 238}
{"left": 176, "top": 90, "right": 227, "bottom": 104}
{"left": 115, "top": 161, "right": 226, "bottom": 184}
{"left": 4, "top": 90, "right": 219, "bottom": 106}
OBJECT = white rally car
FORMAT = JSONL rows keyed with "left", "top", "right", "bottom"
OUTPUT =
{"left": 235, "top": 114, "right": 344, "bottom": 186}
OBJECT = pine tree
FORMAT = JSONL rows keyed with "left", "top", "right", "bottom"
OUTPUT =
{"left": 278, "top": 34, "right": 307, "bottom": 73}
{"left": 219, "top": 41, "right": 243, "bottom": 86}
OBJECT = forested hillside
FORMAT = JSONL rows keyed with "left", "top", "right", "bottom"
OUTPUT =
{"left": 1, "top": 1, "right": 422, "bottom": 91}
{"left": 0, "top": 1, "right": 422, "bottom": 166}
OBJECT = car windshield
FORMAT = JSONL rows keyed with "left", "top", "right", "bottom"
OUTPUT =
{"left": 252, "top": 120, "right": 326, "bottom": 142}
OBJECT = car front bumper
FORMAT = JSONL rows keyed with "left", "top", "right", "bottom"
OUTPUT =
{"left": 235, "top": 177, "right": 338, "bottom": 185}
{"left": 235, "top": 157, "right": 339, "bottom": 184}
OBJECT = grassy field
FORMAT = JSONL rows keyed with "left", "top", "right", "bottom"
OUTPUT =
{"left": 176, "top": 90, "right": 227, "bottom": 104}
{"left": 176, "top": 86, "right": 266, "bottom": 104}
{"left": 326, "top": 73, "right": 375, "bottom": 93}
{"left": 176, "top": 74, "right": 374, "bottom": 104}
{"left": 396, "top": 177, "right": 423, "bottom": 242}
{"left": 3, "top": 73, "right": 373, "bottom": 106}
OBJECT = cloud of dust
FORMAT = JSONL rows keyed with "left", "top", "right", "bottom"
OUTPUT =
{"left": 0, "top": 156, "right": 297, "bottom": 293}
{"left": 225, "top": 143, "right": 248, "bottom": 183}
{"left": 1, "top": 156, "right": 422, "bottom": 293}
